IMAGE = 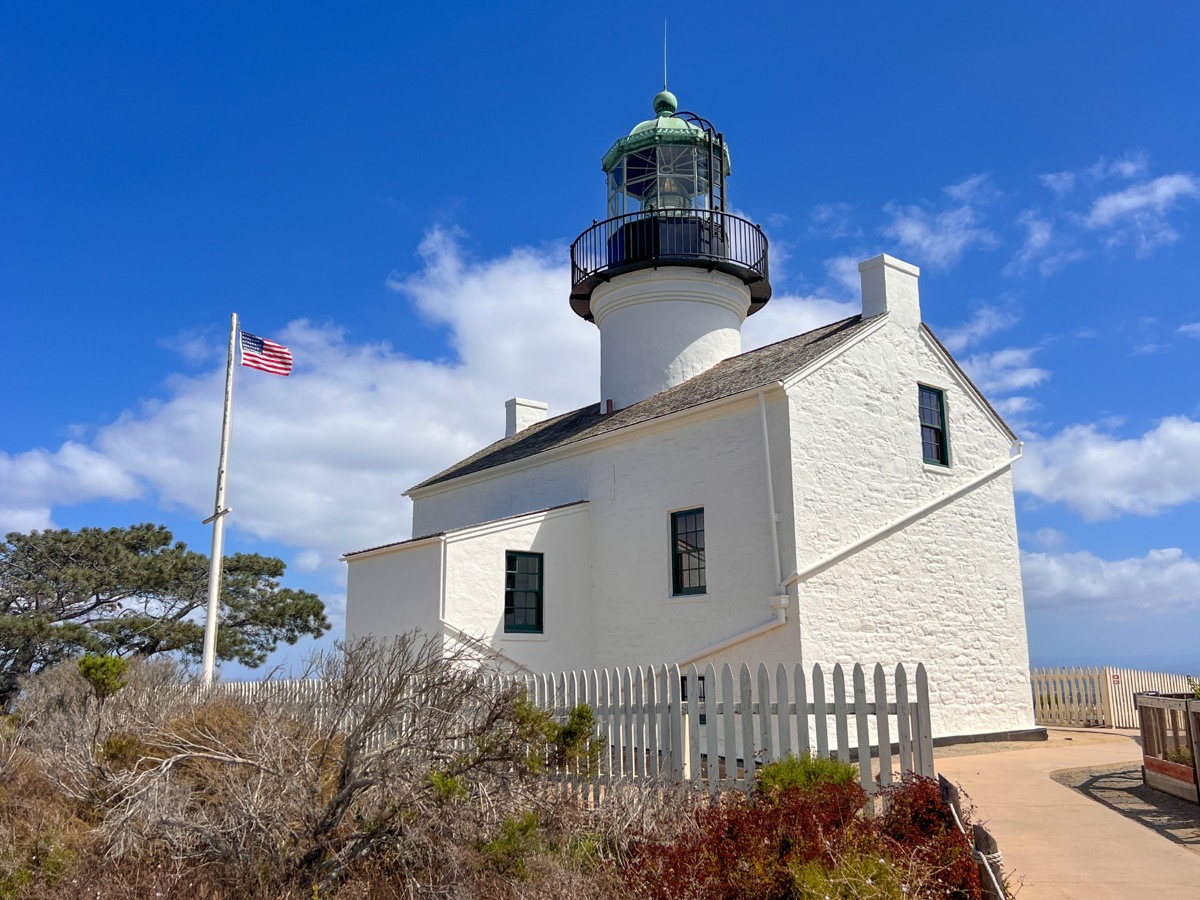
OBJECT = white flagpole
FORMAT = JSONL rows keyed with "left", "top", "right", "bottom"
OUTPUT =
{"left": 201, "top": 312, "right": 238, "bottom": 685}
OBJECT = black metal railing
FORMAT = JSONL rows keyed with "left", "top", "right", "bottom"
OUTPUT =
{"left": 569, "top": 209, "right": 770, "bottom": 316}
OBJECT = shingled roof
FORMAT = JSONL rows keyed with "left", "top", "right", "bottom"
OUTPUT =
{"left": 409, "top": 314, "right": 877, "bottom": 492}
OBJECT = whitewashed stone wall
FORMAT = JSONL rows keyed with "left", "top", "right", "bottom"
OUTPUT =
{"left": 355, "top": 255, "right": 1034, "bottom": 739}
{"left": 346, "top": 504, "right": 595, "bottom": 675}
{"left": 781, "top": 301, "right": 1033, "bottom": 736}
{"left": 443, "top": 503, "right": 593, "bottom": 674}
{"left": 405, "top": 396, "right": 797, "bottom": 668}
{"left": 345, "top": 538, "right": 443, "bottom": 642}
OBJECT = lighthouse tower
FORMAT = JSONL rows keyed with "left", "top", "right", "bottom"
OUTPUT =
{"left": 570, "top": 91, "right": 772, "bottom": 411}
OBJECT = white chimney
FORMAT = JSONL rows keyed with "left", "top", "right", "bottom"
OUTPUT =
{"left": 858, "top": 254, "right": 921, "bottom": 326}
{"left": 505, "top": 397, "right": 548, "bottom": 438}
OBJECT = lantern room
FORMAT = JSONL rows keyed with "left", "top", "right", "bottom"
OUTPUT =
{"left": 569, "top": 91, "right": 771, "bottom": 321}
{"left": 602, "top": 90, "right": 728, "bottom": 216}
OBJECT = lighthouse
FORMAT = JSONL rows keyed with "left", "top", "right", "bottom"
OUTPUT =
{"left": 570, "top": 90, "right": 772, "bottom": 411}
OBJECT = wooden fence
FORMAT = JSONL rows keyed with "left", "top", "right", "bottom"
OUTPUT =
{"left": 517, "top": 661, "right": 934, "bottom": 802}
{"left": 940, "top": 776, "right": 1006, "bottom": 899}
{"left": 217, "top": 661, "right": 934, "bottom": 800}
{"left": 1030, "top": 666, "right": 1198, "bottom": 729}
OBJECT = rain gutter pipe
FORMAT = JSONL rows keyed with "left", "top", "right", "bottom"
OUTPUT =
{"left": 675, "top": 386, "right": 789, "bottom": 666}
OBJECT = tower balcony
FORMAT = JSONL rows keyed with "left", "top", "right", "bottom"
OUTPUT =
{"left": 569, "top": 209, "right": 772, "bottom": 320}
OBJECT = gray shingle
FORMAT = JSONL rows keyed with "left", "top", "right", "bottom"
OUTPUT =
{"left": 410, "top": 314, "right": 875, "bottom": 491}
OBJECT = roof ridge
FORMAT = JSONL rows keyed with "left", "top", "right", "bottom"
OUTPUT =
{"left": 409, "top": 313, "right": 869, "bottom": 492}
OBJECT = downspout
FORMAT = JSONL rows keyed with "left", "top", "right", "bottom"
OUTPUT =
{"left": 676, "top": 387, "right": 789, "bottom": 666}
{"left": 783, "top": 441, "right": 1024, "bottom": 590}
{"left": 759, "top": 388, "right": 787, "bottom": 602}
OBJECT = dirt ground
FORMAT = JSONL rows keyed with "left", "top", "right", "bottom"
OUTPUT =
{"left": 933, "top": 726, "right": 1135, "bottom": 759}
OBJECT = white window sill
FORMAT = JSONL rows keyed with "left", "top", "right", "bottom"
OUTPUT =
{"left": 499, "top": 633, "right": 548, "bottom": 642}
{"left": 923, "top": 462, "right": 954, "bottom": 476}
{"left": 667, "top": 593, "right": 710, "bottom": 605}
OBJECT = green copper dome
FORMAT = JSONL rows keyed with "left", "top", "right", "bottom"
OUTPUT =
{"left": 600, "top": 92, "right": 731, "bottom": 175}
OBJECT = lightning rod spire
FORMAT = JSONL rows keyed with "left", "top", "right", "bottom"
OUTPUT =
{"left": 663, "top": 18, "right": 668, "bottom": 90}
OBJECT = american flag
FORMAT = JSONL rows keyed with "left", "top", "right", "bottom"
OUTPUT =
{"left": 240, "top": 331, "right": 293, "bottom": 376}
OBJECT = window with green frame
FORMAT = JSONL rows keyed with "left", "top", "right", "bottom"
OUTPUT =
{"left": 680, "top": 674, "right": 707, "bottom": 725}
{"left": 671, "top": 507, "right": 706, "bottom": 595}
{"left": 504, "top": 551, "right": 543, "bottom": 633}
{"left": 919, "top": 385, "right": 949, "bottom": 466}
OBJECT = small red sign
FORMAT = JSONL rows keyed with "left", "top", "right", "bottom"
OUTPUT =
{"left": 1112, "top": 674, "right": 1120, "bottom": 685}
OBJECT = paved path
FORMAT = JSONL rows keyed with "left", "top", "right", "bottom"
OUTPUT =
{"left": 935, "top": 729, "right": 1200, "bottom": 898}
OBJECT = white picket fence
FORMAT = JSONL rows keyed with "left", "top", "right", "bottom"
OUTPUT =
{"left": 518, "top": 661, "right": 933, "bottom": 803}
{"left": 1030, "top": 666, "right": 1199, "bottom": 729}
{"left": 216, "top": 661, "right": 934, "bottom": 800}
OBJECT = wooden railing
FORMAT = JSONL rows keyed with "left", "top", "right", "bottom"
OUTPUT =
{"left": 1031, "top": 665, "right": 1199, "bottom": 728}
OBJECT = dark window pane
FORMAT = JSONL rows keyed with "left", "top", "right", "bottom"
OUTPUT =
{"left": 919, "top": 387, "right": 948, "bottom": 465}
{"left": 504, "top": 551, "right": 543, "bottom": 633}
{"left": 671, "top": 508, "right": 706, "bottom": 595}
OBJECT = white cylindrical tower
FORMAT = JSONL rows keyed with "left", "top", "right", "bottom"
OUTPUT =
{"left": 569, "top": 90, "right": 771, "bottom": 410}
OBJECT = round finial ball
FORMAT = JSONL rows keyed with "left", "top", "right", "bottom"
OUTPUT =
{"left": 653, "top": 90, "right": 678, "bottom": 116}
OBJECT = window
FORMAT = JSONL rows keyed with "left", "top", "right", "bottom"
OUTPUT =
{"left": 919, "top": 386, "right": 949, "bottom": 466}
{"left": 504, "top": 551, "right": 543, "bottom": 633}
{"left": 680, "top": 674, "right": 707, "bottom": 725}
{"left": 671, "top": 508, "right": 706, "bottom": 595}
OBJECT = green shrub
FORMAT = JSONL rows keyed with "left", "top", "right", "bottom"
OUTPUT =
{"left": 101, "top": 731, "right": 153, "bottom": 769}
{"left": 757, "top": 751, "right": 858, "bottom": 794}
{"left": 554, "top": 704, "right": 605, "bottom": 774}
{"left": 1165, "top": 745, "right": 1195, "bottom": 767}
{"left": 789, "top": 850, "right": 905, "bottom": 898}
{"left": 427, "top": 768, "right": 467, "bottom": 803}
{"left": 479, "top": 811, "right": 542, "bottom": 877}
{"left": 0, "top": 866, "right": 30, "bottom": 900}
{"left": 77, "top": 654, "right": 129, "bottom": 703}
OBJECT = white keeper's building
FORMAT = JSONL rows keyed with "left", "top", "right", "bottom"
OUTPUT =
{"left": 345, "top": 91, "right": 1036, "bottom": 740}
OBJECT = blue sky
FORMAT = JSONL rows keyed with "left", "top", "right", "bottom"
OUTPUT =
{"left": 3, "top": 2, "right": 1199, "bottom": 676}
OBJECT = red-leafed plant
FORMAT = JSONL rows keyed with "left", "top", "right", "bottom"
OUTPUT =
{"left": 624, "top": 762, "right": 989, "bottom": 900}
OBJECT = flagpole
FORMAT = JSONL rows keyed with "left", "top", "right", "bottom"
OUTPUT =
{"left": 201, "top": 312, "right": 238, "bottom": 685}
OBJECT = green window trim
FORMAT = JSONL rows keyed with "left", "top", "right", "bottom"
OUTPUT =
{"left": 671, "top": 507, "right": 706, "bottom": 596}
{"left": 919, "top": 385, "right": 950, "bottom": 466}
{"left": 504, "top": 551, "right": 543, "bottom": 633}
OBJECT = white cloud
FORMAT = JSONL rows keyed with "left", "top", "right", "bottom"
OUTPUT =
{"left": 1040, "top": 171, "right": 1076, "bottom": 196}
{"left": 1086, "top": 151, "right": 1150, "bottom": 181}
{"left": 1176, "top": 322, "right": 1200, "bottom": 338}
{"left": 1035, "top": 248, "right": 1086, "bottom": 277}
{"left": 741, "top": 292, "right": 857, "bottom": 352}
{"left": 993, "top": 395, "right": 1038, "bottom": 422}
{"left": 158, "top": 327, "right": 219, "bottom": 365}
{"left": 1021, "top": 547, "right": 1200, "bottom": 617}
{"left": 823, "top": 255, "right": 862, "bottom": 295}
{"left": 0, "top": 443, "right": 144, "bottom": 523}
{"left": 939, "top": 304, "right": 1020, "bottom": 354}
{"left": 808, "top": 202, "right": 860, "bottom": 239}
{"left": 1004, "top": 208, "right": 1087, "bottom": 277}
{"left": 0, "top": 507, "right": 55, "bottom": 535}
{"left": 882, "top": 175, "right": 998, "bottom": 268}
{"left": 1016, "top": 416, "right": 1200, "bottom": 520}
{"left": 0, "top": 230, "right": 599, "bottom": 562}
{"left": 0, "top": 228, "right": 855, "bottom": 571}
{"left": 959, "top": 347, "right": 1049, "bottom": 395}
{"left": 1025, "top": 527, "right": 1067, "bottom": 552}
{"left": 1084, "top": 172, "right": 1200, "bottom": 255}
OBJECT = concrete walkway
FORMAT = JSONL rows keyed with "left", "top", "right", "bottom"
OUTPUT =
{"left": 935, "top": 729, "right": 1200, "bottom": 899}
